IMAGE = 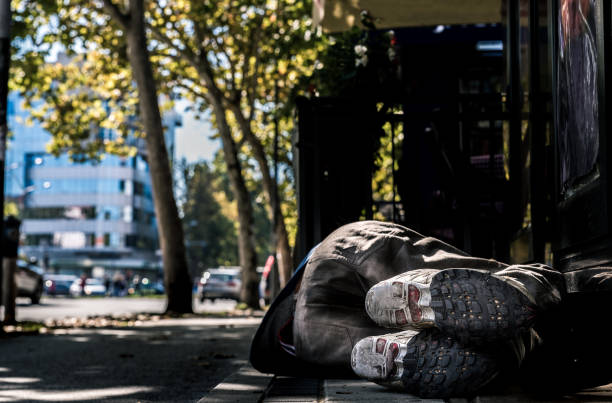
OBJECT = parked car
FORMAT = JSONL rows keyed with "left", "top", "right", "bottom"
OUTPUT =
{"left": 44, "top": 274, "right": 78, "bottom": 296}
{"left": 16, "top": 259, "right": 44, "bottom": 304}
{"left": 69, "top": 278, "right": 107, "bottom": 297}
{"left": 197, "top": 268, "right": 241, "bottom": 302}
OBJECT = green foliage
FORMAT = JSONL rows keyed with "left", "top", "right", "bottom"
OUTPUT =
{"left": 209, "top": 151, "right": 273, "bottom": 264}
{"left": 181, "top": 160, "right": 238, "bottom": 273}
{"left": 304, "top": 24, "right": 401, "bottom": 102}
{"left": 145, "top": 0, "right": 321, "bottom": 251}
{"left": 4, "top": 201, "right": 19, "bottom": 218}
{"left": 11, "top": 0, "right": 322, "bottom": 263}
{"left": 371, "top": 119, "right": 403, "bottom": 220}
{"left": 301, "top": 20, "right": 404, "bottom": 223}
{"left": 10, "top": 0, "right": 140, "bottom": 161}
{"left": 181, "top": 155, "right": 275, "bottom": 273}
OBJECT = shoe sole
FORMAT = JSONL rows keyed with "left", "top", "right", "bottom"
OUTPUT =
{"left": 351, "top": 328, "right": 499, "bottom": 398}
{"left": 366, "top": 269, "right": 537, "bottom": 344}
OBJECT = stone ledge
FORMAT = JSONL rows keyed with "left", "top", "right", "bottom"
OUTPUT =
{"left": 199, "top": 365, "right": 274, "bottom": 403}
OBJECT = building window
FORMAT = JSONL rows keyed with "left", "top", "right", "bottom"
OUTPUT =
{"left": 134, "top": 181, "right": 144, "bottom": 196}
{"left": 123, "top": 206, "right": 133, "bottom": 222}
{"left": 23, "top": 206, "right": 97, "bottom": 220}
{"left": 25, "top": 234, "right": 53, "bottom": 246}
{"left": 124, "top": 234, "right": 156, "bottom": 250}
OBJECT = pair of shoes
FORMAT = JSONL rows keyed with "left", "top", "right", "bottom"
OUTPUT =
{"left": 352, "top": 268, "right": 537, "bottom": 397}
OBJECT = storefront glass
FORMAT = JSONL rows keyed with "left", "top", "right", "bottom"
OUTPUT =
{"left": 557, "top": 0, "right": 599, "bottom": 194}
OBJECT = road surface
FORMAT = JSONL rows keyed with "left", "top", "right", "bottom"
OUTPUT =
{"left": 15, "top": 296, "right": 237, "bottom": 322}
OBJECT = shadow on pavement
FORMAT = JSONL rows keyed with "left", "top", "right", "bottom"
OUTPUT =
{"left": 0, "top": 318, "right": 259, "bottom": 402}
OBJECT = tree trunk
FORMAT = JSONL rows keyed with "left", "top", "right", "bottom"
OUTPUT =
{"left": 231, "top": 107, "right": 293, "bottom": 287}
{"left": 210, "top": 101, "right": 260, "bottom": 308}
{"left": 125, "top": 1, "right": 192, "bottom": 314}
{"left": 190, "top": 59, "right": 260, "bottom": 308}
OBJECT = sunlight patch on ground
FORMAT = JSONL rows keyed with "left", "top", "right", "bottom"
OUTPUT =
{"left": 0, "top": 386, "right": 156, "bottom": 401}
{"left": 213, "top": 382, "right": 264, "bottom": 392}
{"left": 68, "top": 336, "right": 90, "bottom": 343}
{"left": 138, "top": 317, "right": 262, "bottom": 327}
{"left": 0, "top": 377, "right": 40, "bottom": 384}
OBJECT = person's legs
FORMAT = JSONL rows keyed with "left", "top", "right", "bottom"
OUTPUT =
{"left": 364, "top": 264, "right": 565, "bottom": 344}
{"left": 293, "top": 221, "right": 510, "bottom": 370}
{"left": 256, "top": 220, "right": 565, "bottom": 396}
{"left": 350, "top": 264, "right": 565, "bottom": 397}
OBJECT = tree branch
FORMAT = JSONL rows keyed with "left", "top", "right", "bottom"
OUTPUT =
{"left": 244, "top": 15, "right": 265, "bottom": 121}
{"left": 194, "top": 21, "right": 238, "bottom": 96}
{"left": 102, "top": 0, "right": 130, "bottom": 30}
{"left": 175, "top": 80, "right": 213, "bottom": 105}
{"left": 149, "top": 24, "right": 199, "bottom": 70}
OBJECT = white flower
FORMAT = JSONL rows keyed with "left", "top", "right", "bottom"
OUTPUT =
{"left": 388, "top": 47, "right": 396, "bottom": 61}
{"left": 355, "top": 54, "right": 368, "bottom": 67}
{"left": 354, "top": 44, "right": 367, "bottom": 57}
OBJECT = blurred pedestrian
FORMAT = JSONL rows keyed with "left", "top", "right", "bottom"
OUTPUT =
{"left": 103, "top": 275, "right": 111, "bottom": 296}
{"left": 79, "top": 273, "right": 87, "bottom": 296}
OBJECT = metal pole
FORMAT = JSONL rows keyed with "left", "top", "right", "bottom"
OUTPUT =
{"left": 0, "top": 0, "right": 11, "bottom": 231}
{"left": 391, "top": 120, "right": 396, "bottom": 222}
{"left": 0, "top": 0, "right": 12, "bottom": 326}
{"left": 269, "top": 79, "right": 280, "bottom": 300}
{"left": 2, "top": 216, "right": 19, "bottom": 324}
{"left": 505, "top": 0, "right": 523, "bottom": 242}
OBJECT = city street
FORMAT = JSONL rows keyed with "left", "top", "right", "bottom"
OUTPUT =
{"left": 0, "top": 316, "right": 260, "bottom": 402}
{"left": 15, "top": 297, "right": 238, "bottom": 322}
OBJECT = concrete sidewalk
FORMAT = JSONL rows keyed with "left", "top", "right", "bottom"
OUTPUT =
{"left": 0, "top": 316, "right": 261, "bottom": 402}
{"left": 201, "top": 365, "right": 612, "bottom": 403}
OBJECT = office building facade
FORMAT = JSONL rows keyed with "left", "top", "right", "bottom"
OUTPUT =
{"left": 5, "top": 92, "right": 182, "bottom": 278}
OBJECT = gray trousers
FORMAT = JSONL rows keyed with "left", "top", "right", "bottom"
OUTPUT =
{"left": 293, "top": 221, "right": 565, "bottom": 370}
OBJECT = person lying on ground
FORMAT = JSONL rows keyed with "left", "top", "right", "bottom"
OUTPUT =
{"left": 251, "top": 220, "right": 607, "bottom": 398}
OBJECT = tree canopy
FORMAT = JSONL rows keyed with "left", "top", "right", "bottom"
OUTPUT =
{"left": 9, "top": 0, "right": 325, "bottom": 307}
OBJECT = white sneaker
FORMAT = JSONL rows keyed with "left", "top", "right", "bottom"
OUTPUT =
{"left": 365, "top": 269, "right": 536, "bottom": 344}
{"left": 351, "top": 328, "right": 499, "bottom": 398}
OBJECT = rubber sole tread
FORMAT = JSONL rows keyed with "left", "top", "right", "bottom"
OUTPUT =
{"left": 401, "top": 328, "right": 499, "bottom": 398}
{"left": 429, "top": 269, "right": 535, "bottom": 344}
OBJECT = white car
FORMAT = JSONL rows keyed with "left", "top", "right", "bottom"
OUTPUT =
{"left": 69, "top": 278, "right": 107, "bottom": 297}
{"left": 16, "top": 259, "right": 44, "bottom": 304}
{"left": 197, "top": 268, "right": 241, "bottom": 302}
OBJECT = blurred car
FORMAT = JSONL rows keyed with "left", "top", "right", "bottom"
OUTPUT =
{"left": 44, "top": 274, "right": 78, "bottom": 296}
{"left": 69, "top": 278, "right": 107, "bottom": 297}
{"left": 16, "top": 259, "right": 44, "bottom": 304}
{"left": 197, "top": 268, "right": 241, "bottom": 302}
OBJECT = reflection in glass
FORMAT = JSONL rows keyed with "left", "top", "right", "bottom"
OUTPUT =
{"left": 557, "top": 0, "right": 599, "bottom": 193}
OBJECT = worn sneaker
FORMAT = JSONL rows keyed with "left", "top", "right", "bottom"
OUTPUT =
{"left": 351, "top": 328, "right": 499, "bottom": 398}
{"left": 365, "top": 268, "right": 536, "bottom": 344}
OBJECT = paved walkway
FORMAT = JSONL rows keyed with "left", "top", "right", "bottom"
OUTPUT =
{"left": 201, "top": 365, "right": 612, "bottom": 403}
{"left": 0, "top": 317, "right": 259, "bottom": 402}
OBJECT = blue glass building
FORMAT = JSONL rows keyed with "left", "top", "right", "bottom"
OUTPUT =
{"left": 5, "top": 92, "right": 182, "bottom": 278}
